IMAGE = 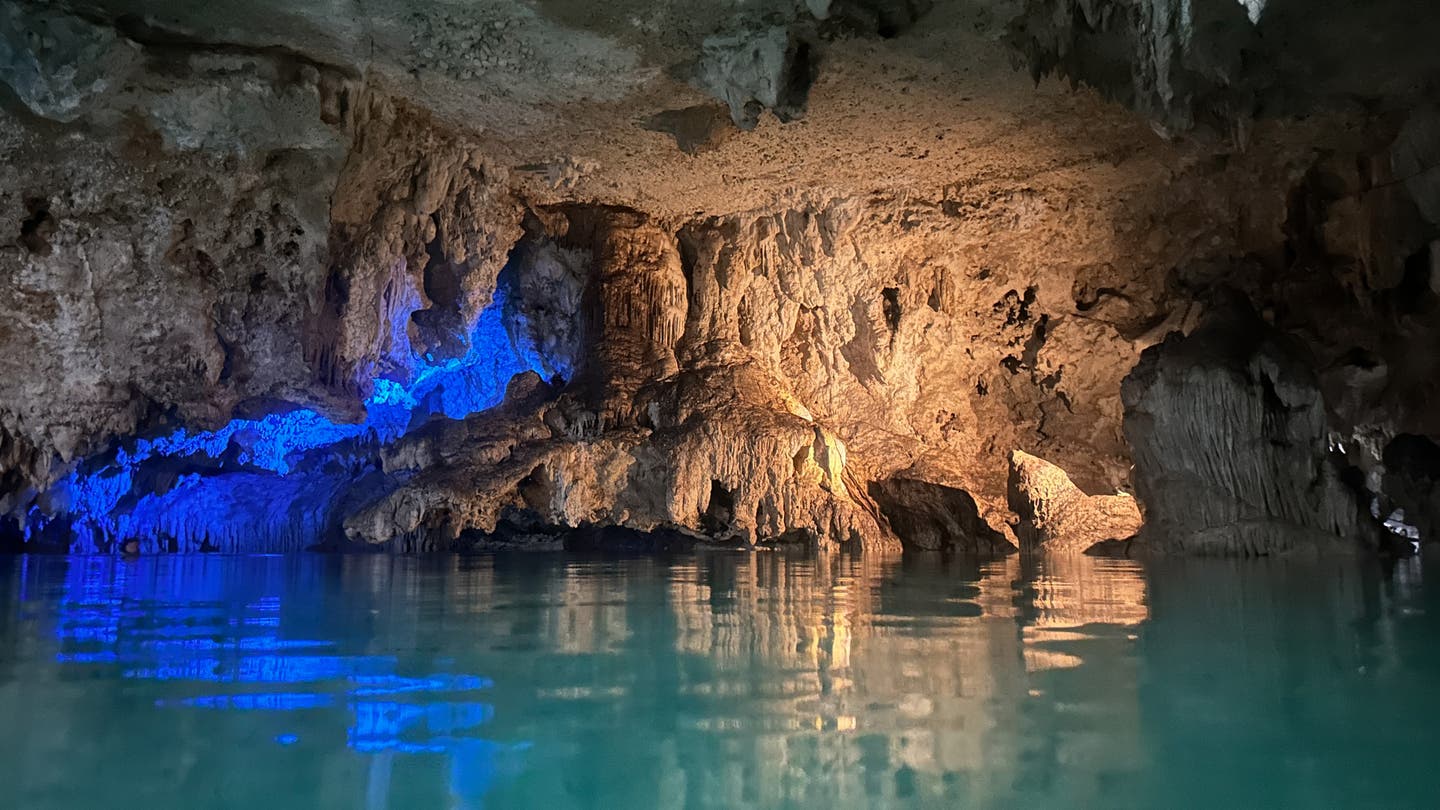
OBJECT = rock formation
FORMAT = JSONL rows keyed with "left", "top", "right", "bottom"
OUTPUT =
{"left": 869, "top": 476, "right": 1011, "bottom": 553}
{"left": 1010, "top": 0, "right": 1440, "bottom": 134}
{"left": 0, "top": 0, "right": 1437, "bottom": 555}
{"left": 1008, "top": 450, "right": 1142, "bottom": 554}
{"left": 1122, "top": 310, "right": 1368, "bottom": 555}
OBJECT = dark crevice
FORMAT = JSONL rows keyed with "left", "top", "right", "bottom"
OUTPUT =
{"left": 1020, "top": 315, "right": 1049, "bottom": 369}
{"left": 1393, "top": 244, "right": 1436, "bottom": 314}
{"left": 881, "top": 287, "right": 902, "bottom": 333}
{"left": 19, "top": 198, "right": 54, "bottom": 255}
{"left": 517, "top": 465, "right": 554, "bottom": 512}
{"left": 1257, "top": 370, "right": 1293, "bottom": 443}
{"left": 1074, "top": 284, "right": 1124, "bottom": 312}
{"left": 775, "top": 35, "right": 819, "bottom": 122}
{"left": 825, "top": 0, "right": 936, "bottom": 39}
{"left": 701, "top": 480, "right": 737, "bottom": 536}
{"left": 1384, "top": 434, "right": 1440, "bottom": 480}
{"left": 561, "top": 525, "right": 695, "bottom": 553}
{"left": 995, "top": 286, "right": 1037, "bottom": 326}
{"left": 411, "top": 213, "right": 471, "bottom": 362}
{"left": 1337, "top": 346, "right": 1382, "bottom": 370}
{"left": 98, "top": 12, "right": 361, "bottom": 80}
{"left": 867, "top": 476, "right": 1011, "bottom": 554}
{"left": 216, "top": 333, "right": 237, "bottom": 383}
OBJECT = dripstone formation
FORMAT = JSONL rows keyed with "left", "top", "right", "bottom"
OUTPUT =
{"left": 1, "top": 0, "right": 1438, "bottom": 556}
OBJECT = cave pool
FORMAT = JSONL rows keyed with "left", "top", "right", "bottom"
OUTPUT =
{"left": 1, "top": 551, "right": 1437, "bottom": 808}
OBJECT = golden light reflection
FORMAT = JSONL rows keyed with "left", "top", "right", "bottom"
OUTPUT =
{"left": 1022, "top": 556, "right": 1149, "bottom": 674}
{"left": 444, "top": 551, "right": 1153, "bottom": 807}
{"left": 593, "top": 552, "right": 1148, "bottom": 806}
{"left": 10, "top": 552, "right": 1416, "bottom": 810}
{"left": 1027, "top": 556, "right": 1150, "bottom": 628}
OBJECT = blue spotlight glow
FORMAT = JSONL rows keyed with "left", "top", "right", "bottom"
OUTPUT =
{"left": 25, "top": 287, "right": 542, "bottom": 552}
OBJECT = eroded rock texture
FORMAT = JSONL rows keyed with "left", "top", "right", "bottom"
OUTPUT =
{"left": 1011, "top": 0, "right": 1440, "bottom": 133}
{"left": 1122, "top": 313, "right": 1368, "bottom": 555}
{"left": 1, "top": 0, "right": 1438, "bottom": 554}
{"left": 1008, "top": 450, "right": 1141, "bottom": 553}
{"left": 314, "top": 95, "right": 523, "bottom": 397}
{"left": 0, "top": 15, "right": 350, "bottom": 495}
{"left": 869, "top": 477, "right": 1011, "bottom": 553}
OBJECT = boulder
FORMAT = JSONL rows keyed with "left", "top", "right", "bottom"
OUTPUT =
{"left": 1008, "top": 450, "right": 1142, "bottom": 553}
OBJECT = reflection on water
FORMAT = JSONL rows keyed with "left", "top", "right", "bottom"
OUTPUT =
{"left": 0, "top": 551, "right": 1435, "bottom": 808}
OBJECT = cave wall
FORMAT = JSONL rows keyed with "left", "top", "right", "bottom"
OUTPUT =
{"left": 1009, "top": 0, "right": 1440, "bottom": 134}
{"left": 1122, "top": 311, "right": 1368, "bottom": 555}
{"left": 1, "top": 0, "right": 1438, "bottom": 554}
{"left": 0, "top": 13, "right": 350, "bottom": 496}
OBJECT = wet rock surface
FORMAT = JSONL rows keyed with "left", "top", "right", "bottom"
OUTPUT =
{"left": 0, "top": 0, "right": 1437, "bottom": 554}
{"left": 1011, "top": 0, "right": 1440, "bottom": 133}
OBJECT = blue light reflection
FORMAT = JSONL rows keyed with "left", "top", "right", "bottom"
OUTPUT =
{"left": 40, "top": 556, "right": 526, "bottom": 803}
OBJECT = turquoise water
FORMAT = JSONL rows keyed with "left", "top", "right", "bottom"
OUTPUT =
{"left": 0, "top": 552, "right": 1436, "bottom": 809}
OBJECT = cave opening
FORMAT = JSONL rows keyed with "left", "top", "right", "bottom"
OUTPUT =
{"left": 700, "top": 480, "right": 736, "bottom": 536}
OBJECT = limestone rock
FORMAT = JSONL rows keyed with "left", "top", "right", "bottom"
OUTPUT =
{"left": 1, "top": 1, "right": 1437, "bottom": 555}
{"left": 1393, "top": 105, "right": 1440, "bottom": 227}
{"left": 0, "top": 3, "right": 139, "bottom": 121}
{"left": 694, "top": 24, "right": 816, "bottom": 130}
{"left": 1008, "top": 450, "right": 1142, "bottom": 553}
{"left": 0, "top": 35, "right": 348, "bottom": 481}
{"left": 1122, "top": 311, "right": 1368, "bottom": 555}
{"left": 314, "top": 94, "right": 524, "bottom": 397}
{"left": 344, "top": 365, "right": 897, "bottom": 551}
{"left": 1010, "top": 0, "right": 1440, "bottom": 134}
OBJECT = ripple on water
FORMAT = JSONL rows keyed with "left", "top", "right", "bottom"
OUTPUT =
{"left": 1, "top": 550, "right": 1437, "bottom": 808}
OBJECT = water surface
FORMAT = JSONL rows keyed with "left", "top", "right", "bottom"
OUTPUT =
{"left": 0, "top": 552, "right": 1435, "bottom": 808}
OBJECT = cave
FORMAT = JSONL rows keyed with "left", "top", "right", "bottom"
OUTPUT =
{"left": 3, "top": 0, "right": 1440, "bottom": 804}
{"left": 5, "top": 1, "right": 1437, "bottom": 559}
